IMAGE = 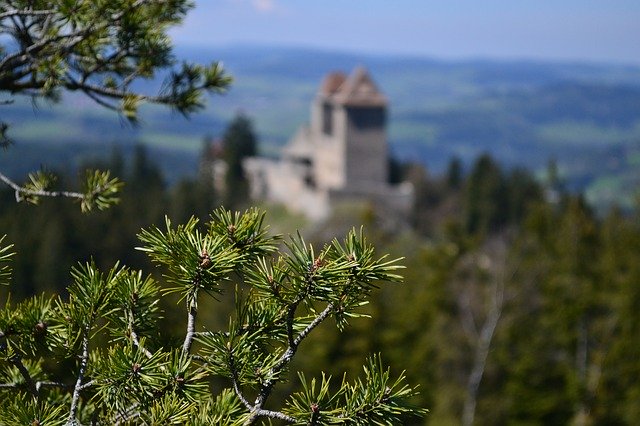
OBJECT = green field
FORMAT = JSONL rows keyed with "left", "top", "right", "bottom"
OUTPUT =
{"left": 3, "top": 45, "right": 640, "bottom": 208}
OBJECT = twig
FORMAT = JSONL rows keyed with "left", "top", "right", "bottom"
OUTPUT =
{"left": 250, "top": 409, "right": 297, "bottom": 423}
{"left": 244, "top": 304, "right": 334, "bottom": 425}
{"left": 0, "top": 380, "right": 70, "bottom": 391}
{"left": 182, "top": 298, "right": 197, "bottom": 356}
{"left": 0, "top": 9, "right": 55, "bottom": 19}
{"left": 9, "top": 355, "right": 37, "bottom": 396}
{"left": 130, "top": 327, "right": 154, "bottom": 360}
{"left": 113, "top": 403, "right": 141, "bottom": 426}
{"left": 228, "top": 351, "right": 253, "bottom": 411}
{"left": 0, "top": 382, "right": 18, "bottom": 389}
{"left": 67, "top": 329, "right": 91, "bottom": 426}
{"left": 36, "top": 381, "right": 70, "bottom": 392}
{"left": 0, "top": 171, "right": 84, "bottom": 202}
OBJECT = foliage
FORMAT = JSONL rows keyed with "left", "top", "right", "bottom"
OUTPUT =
{"left": 221, "top": 114, "right": 258, "bottom": 208}
{"left": 4, "top": 148, "right": 640, "bottom": 425}
{"left": 0, "top": 208, "right": 426, "bottom": 424}
{"left": 0, "top": 235, "right": 12, "bottom": 286}
{"left": 0, "top": 0, "right": 232, "bottom": 210}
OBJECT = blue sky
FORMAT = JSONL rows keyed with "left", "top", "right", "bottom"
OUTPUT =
{"left": 170, "top": 0, "right": 640, "bottom": 64}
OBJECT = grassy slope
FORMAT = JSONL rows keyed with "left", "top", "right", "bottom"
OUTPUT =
{"left": 2, "top": 44, "right": 640, "bottom": 207}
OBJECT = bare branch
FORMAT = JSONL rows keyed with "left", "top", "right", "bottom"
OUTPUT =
{"left": 228, "top": 351, "right": 254, "bottom": 411}
{"left": 67, "top": 330, "right": 91, "bottom": 426}
{"left": 0, "top": 382, "right": 18, "bottom": 389}
{"left": 181, "top": 298, "right": 198, "bottom": 356}
{"left": 249, "top": 409, "right": 297, "bottom": 424}
{"left": 130, "top": 328, "right": 154, "bottom": 360}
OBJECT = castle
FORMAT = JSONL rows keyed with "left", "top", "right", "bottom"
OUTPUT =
{"left": 243, "top": 67, "right": 413, "bottom": 221}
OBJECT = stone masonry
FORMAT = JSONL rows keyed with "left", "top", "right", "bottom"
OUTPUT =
{"left": 243, "top": 67, "right": 413, "bottom": 221}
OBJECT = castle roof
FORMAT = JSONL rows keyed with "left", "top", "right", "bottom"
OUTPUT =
{"left": 319, "top": 67, "right": 387, "bottom": 107}
{"left": 320, "top": 72, "right": 348, "bottom": 95}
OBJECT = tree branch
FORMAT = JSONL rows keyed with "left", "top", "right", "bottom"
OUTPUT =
{"left": 181, "top": 297, "right": 198, "bottom": 356}
{"left": 228, "top": 351, "right": 253, "bottom": 411}
{"left": 130, "top": 327, "right": 154, "bottom": 360}
{"left": 0, "top": 171, "right": 84, "bottom": 202}
{"left": 67, "top": 329, "right": 91, "bottom": 426}
{"left": 8, "top": 355, "right": 37, "bottom": 396}
{"left": 249, "top": 409, "right": 297, "bottom": 424}
{"left": 0, "top": 9, "right": 55, "bottom": 20}
{"left": 244, "top": 303, "right": 334, "bottom": 425}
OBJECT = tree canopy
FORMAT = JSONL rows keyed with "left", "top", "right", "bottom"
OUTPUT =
{"left": 0, "top": 0, "right": 231, "bottom": 210}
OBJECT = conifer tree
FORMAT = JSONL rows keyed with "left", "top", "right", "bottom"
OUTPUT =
{"left": 0, "top": 0, "right": 232, "bottom": 210}
{"left": 222, "top": 114, "right": 258, "bottom": 208}
{"left": 0, "top": 208, "right": 427, "bottom": 424}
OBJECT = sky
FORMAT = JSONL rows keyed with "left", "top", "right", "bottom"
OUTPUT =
{"left": 169, "top": 0, "right": 640, "bottom": 65}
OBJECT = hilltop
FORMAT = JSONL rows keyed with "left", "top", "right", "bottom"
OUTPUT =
{"left": 2, "top": 44, "right": 640, "bottom": 208}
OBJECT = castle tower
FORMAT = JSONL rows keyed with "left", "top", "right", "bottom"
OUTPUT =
{"left": 311, "top": 67, "right": 388, "bottom": 191}
{"left": 243, "top": 66, "right": 413, "bottom": 223}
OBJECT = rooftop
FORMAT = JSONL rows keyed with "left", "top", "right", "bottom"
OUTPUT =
{"left": 319, "top": 67, "right": 387, "bottom": 107}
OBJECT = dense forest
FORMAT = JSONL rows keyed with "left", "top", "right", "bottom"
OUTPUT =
{"left": 2, "top": 132, "right": 639, "bottom": 424}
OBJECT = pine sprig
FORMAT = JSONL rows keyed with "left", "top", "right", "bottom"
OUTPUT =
{"left": 53, "top": 261, "right": 122, "bottom": 353}
{"left": 339, "top": 354, "right": 427, "bottom": 424}
{"left": 0, "top": 209, "right": 427, "bottom": 424}
{"left": 79, "top": 169, "right": 123, "bottom": 212}
{"left": 0, "top": 294, "right": 57, "bottom": 358}
{"left": 0, "top": 235, "right": 13, "bottom": 286}
{"left": 2, "top": 393, "right": 66, "bottom": 426}
{"left": 283, "top": 355, "right": 427, "bottom": 425}
{"left": 91, "top": 341, "right": 168, "bottom": 415}
{"left": 137, "top": 216, "right": 242, "bottom": 302}
{"left": 109, "top": 269, "right": 161, "bottom": 344}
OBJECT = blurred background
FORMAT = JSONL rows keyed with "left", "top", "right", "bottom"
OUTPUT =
{"left": 2, "top": 1, "right": 640, "bottom": 424}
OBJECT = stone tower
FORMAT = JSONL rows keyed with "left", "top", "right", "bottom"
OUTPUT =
{"left": 311, "top": 67, "right": 388, "bottom": 191}
{"left": 243, "top": 67, "right": 413, "bottom": 221}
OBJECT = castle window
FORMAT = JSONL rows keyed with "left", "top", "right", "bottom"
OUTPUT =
{"left": 322, "top": 102, "right": 333, "bottom": 135}
{"left": 347, "top": 107, "right": 385, "bottom": 130}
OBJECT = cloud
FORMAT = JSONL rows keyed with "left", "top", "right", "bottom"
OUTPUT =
{"left": 252, "top": 0, "right": 275, "bottom": 12}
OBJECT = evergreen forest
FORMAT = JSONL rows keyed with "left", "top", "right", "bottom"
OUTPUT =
{"left": 2, "top": 136, "right": 639, "bottom": 424}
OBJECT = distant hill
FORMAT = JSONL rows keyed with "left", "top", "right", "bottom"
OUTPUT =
{"left": 2, "top": 44, "right": 640, "bottom": 208}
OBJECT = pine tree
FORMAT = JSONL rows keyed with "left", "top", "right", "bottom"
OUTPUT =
{"left": 0, "top": 0, "right": 232, "bottom": 210}
{"left": 0, "top": 208, "right": 427, "bottom": 424}
{"left": 221, "top": 114, "right": 258, "bottom": 208}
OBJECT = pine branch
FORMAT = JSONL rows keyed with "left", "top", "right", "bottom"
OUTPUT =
{"left": 0, "top": 169, "right": 121, "bottom": 211}
{"left": 130, "top": 328, "right": 153, "bottom": 360}
{"left": 67, "top": 329, "right": 90, "bottom": 426}
{"left": 245, "top": 304, "right": 334, "bottom": 425}
{"left": 182, "top": 297, "right": 198, "bottom": 356}
{"left": 8, "top": 355, "right": 37, "bottom": 396}
{"left": 0, "top": 8, "right": 55, "bottom": 19}
{"left": 0, "top": 171, "right": 84, "bottom": 202}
